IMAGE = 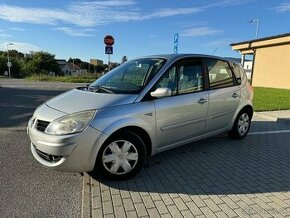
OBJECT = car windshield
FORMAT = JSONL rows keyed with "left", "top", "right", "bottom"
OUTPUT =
{"left": 90, "top": 58, "right": 166, "bottom": 94}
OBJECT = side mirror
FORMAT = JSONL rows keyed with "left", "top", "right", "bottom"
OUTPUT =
{"left": 150, "top": 88, "right": 172, "bottom": 98}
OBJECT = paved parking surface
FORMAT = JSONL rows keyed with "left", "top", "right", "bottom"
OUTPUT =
{"left": 0, "top": 80, "right": 83, "bottom": 218}
{"left": 87, "top": 118, "right": 290, "bottom": 218}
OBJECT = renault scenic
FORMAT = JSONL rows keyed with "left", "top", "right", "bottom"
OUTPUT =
{"left": 28, "top": 54, "right": 253, "bottom": 180}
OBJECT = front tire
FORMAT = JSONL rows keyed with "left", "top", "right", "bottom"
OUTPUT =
{"left": 96, "top": 131, "right": 146, "bottom": 180}
{"left": 229, "top": 110, "right": 252, "bottom": 139}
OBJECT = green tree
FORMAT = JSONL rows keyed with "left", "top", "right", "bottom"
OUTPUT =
{"left": 0, "top": 55, "right": 8, "bottom": 76}
{"left": 31, "top": 51, "right": 59, "bottom": 74}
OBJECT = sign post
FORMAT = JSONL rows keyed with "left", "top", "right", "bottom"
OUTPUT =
{"left": 173, "top": 33, "right": 178, "bottom": 54}
{"left": 104, "top": 35, "right": 114, "bottom": 71}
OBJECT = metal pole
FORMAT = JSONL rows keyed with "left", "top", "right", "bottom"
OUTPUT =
{"left": 249, "top": 19, "right": 259, "bottom": 39}
{"left": 255, "top": 19, "right": 259, "bottom": 39}
{"left": 7, "top": 44, "right": 10, "bottom": 78}
{"left": 108, "top": 54, "right": 110, "bottom": 71}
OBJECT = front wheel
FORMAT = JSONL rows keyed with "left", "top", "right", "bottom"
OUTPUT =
{"left": 229, "top": 110, "right": 252, "bottom": 139}
{"left": 96, "top": 131, "right": 146, "bottom": 180}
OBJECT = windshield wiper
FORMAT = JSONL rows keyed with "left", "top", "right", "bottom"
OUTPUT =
{"left": 88, "top": 85, "right": 115, "bottom": 94}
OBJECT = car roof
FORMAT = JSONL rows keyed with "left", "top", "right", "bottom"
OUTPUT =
{"left": 137, "top": 54, "right": 237, "bottom": 64}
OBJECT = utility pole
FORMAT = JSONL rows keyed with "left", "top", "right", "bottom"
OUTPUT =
{"left": 249, "top": 19, "right": 259, "bottom": 39}
{"left": 7, "top": 43, "right": 14, "bottom": 78}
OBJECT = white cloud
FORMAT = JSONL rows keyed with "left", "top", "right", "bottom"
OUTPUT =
{"left": 0, "top": 33, "right": 11, "bottom": 38}
{"left": 11, "top": 27, "right": 26, "bottom": 31}
{"left": 274, "top": 3, "right": 290, "bottom": 12}
{"left": 55, "top": 27, "right": 95, "bottom": 37}
{"left": 180, "top": 27, "right": 222, "bottom": 37}
{"left": 141, "top": 8, "right": 201, "bottom": 20}
{"left": 0, "top": 1, "right": 215, "bottom": 28}
{"left": 0, "top": 41, "right": 40, "bottom": 53}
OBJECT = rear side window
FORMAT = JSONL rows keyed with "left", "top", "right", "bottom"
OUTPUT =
{"left": 229, "top": 62, "right": 242, "bottom": 84}
{"left": 206, "top": 58, "right": 234, "bottom": 89}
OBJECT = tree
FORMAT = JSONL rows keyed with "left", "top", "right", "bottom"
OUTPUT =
{"left": 0, "top": 55, "right": 7, "bottom": 76}
{"left": 30, "top": 51, "right": 59, "bottom": 74}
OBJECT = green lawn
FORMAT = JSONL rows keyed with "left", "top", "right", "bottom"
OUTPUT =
{"left": 253, "top": 87, "right": 290, "bottom": 111}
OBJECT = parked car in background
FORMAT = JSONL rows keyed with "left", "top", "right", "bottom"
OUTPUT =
{"left": 27, "top": 54, "right": 253, "bottom": 180}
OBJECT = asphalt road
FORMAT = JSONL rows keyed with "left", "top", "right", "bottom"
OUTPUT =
{"left": 0, "top": 79, "right": 86, "bottom": 217}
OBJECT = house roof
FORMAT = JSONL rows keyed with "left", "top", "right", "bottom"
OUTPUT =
{"left": 67, "top": 62, "right": 81, "bottom": 71}
{"left": 230, "top": 32, "right": 290, "bottom": 46}
{"left": 231, "top": 32, "right": 290, "bottom": 54}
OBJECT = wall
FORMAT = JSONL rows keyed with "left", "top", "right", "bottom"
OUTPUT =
{"left": 253, "top": 44, "right": 290, "bottom": 89}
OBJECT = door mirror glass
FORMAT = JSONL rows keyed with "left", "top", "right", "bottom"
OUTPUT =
{"left": 150, "top": 88, "right": 172, "bottom": 98}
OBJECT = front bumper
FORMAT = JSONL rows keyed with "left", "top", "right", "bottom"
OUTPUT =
{"left": 28, "top": 124, "right": 108, "bottom": 172}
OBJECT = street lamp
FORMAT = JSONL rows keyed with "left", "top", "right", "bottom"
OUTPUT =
{"left": 249, "top": 19, "right": 259, "bottom": 39}
{"left": 7, "top": 43, "right": 14, "bottom": 78}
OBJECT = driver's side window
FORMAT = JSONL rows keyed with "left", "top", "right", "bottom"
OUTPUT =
{"left": 154, "top": 66, "right": 177, "bottom": 95}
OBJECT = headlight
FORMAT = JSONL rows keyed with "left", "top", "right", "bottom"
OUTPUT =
{"left": 45, "top": 110, "right": 96, "bottom": 135}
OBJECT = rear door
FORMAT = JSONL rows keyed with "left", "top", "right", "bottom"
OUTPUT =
{"left": 204, "top": 58, "right": 241, "bottom": 133}
{"left": 152, "top": 58, "right": 209, "bottom": 149}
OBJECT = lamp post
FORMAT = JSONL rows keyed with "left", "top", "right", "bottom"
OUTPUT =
{"left": 7, "top": 43, "right": 14, "bottom": 78}
{"left": 249, "top": 19, "right": 259, "bottom": 39}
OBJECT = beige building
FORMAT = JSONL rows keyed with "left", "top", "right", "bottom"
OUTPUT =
{"left": 231, "top": 33, "right": 290, "bottom": 89}
{"left": 90, "top": 59, "right": 104, "bottom": 66}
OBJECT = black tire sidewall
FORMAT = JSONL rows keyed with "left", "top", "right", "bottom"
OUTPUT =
{"left": 96, "top": 131, "right": 146, "bottom": 180}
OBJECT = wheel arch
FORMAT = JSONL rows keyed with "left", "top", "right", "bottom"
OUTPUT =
{"left": 230, "top": 103, "right": 254, "bottom": 130}
{"left": 102, "top": 126, "right": 153, "bottom": 159}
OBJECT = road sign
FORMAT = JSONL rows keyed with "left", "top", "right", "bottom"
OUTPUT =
{"left": 7, "top": 61, "right": 12, "bottom": 68}
{"left": 173, "top": 33, "right": 178, "bottom": 54}
{"left": 104, "top": 35, "right": 115, "bottom": 46}
{"left": 105, "top": 46, "right": 113, "bottom": 55}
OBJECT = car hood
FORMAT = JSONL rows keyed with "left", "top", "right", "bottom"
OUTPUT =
{"left": 45, "top": 88, "right": 138, "bottom": 114}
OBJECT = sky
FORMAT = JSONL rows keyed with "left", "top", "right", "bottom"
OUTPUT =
{"left": 0, "top": 0, "right": 289, "bottom": 63}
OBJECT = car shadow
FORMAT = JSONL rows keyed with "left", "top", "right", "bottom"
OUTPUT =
{"left": 90, "top": 120, "right": 290, "bottom": 195}
{"left": 0, "top": 87, "right": 65, "bottom": 128}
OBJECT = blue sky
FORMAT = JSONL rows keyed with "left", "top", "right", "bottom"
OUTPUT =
{"left": 0, "top": 0, "right": 289, "bottom": 63}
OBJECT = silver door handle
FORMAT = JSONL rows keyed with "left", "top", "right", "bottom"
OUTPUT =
{"left": 197, "top": 98, "right": 207, "bottom": 104}
{"left": 232, "top": 93, "right": 238, "bottom": 98}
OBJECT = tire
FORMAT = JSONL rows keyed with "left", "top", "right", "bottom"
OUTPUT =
{"left": 95, "top": 131, "right": 146, "bottom": 180}
{"left": 229, "top": 110, "right": 252, "bottom": 139}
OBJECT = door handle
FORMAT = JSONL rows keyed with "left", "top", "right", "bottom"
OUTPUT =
{"left": 232, "top": 93, "right": 238, "bottom": 98}
{"left": 197, "top": 98, "right": 207, "bottom": 104}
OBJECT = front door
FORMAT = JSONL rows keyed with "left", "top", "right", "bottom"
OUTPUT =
{"left": 152, "top": 58, "right": 208, "bottom": 149}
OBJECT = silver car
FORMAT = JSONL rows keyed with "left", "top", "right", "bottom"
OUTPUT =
{"left": 28, "top": 54, "right": 253, "bottom": 180}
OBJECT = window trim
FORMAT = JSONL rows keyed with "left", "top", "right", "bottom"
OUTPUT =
{"left": 150, "top": 57, "right": 207, "bottom": 98}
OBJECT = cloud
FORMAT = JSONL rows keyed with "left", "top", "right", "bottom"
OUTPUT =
{"left": 274, "top": 3, "right": 290, "bottom": 12}
{"left": 0, "top": 0, "right": 256, "bottom": 34}
{"left": 0, "top": 1, "right": 239, "bottom": 28}
{"left": 0, "top": 41, "right": 40, "bottom": 53}
{"left": 55, "top": 27, "right": 95, "bottom": 37}
{"left": 0, "top": 33, "right": 11, "bottom": 38}
{"left": 11, "top": 27, "right": 26, "bottom": 31}
{"left": 180, "top": 27, "right": 222, "bottom": 37}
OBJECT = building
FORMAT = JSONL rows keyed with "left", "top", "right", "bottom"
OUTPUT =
{"left": 231, "top": 33, "right": 290, "bottom": 89}
{"left": 56, "top": 59, "right": 87, "bottom": 76}
{"left": 90, "top": 59, "right": 103, "bottom": 66}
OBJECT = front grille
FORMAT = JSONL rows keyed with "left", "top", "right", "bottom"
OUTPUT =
{"left": 35, "top": 120, "right": 50, "bottom": 132}
{"left": 35, "top": 147, "right": 62, "bottom": 163}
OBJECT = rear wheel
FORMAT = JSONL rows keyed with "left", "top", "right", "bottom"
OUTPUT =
{"left": 229, "top": 110, "right": 252, "bottom": 139}
{"left": 96, "top": 131, "right": 146, "bottom": 180}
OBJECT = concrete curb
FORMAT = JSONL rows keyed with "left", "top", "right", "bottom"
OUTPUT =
{"left": 254, "top": 112, "right": 290, "bottom": 125}
{"left": 81, "top": 173, "right": 92, "bottom": 218}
